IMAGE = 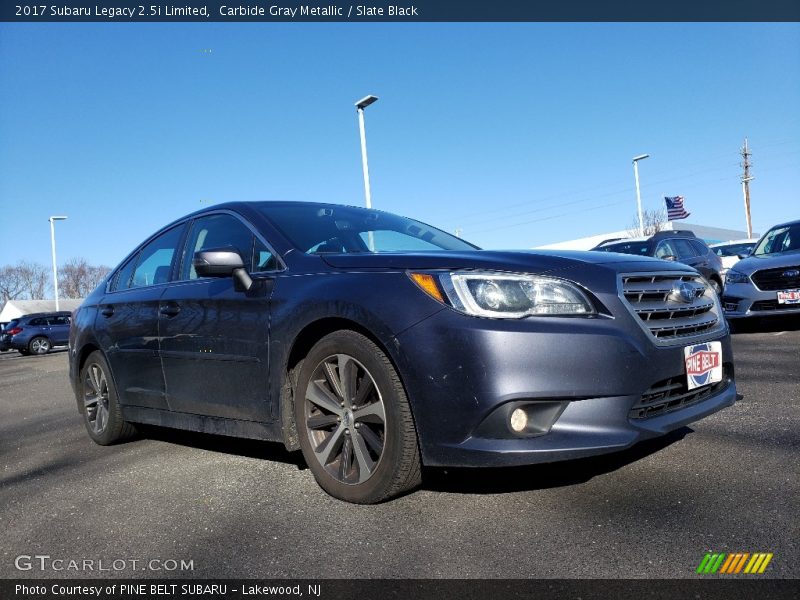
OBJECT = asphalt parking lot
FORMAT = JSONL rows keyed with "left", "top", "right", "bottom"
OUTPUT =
{"left": 1, "top": 318, "right": 798, "bottom": 580}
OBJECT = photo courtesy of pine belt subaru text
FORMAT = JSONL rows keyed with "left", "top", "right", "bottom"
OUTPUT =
{"left": 69, "top": 202, "right": 737, "bottom": 503}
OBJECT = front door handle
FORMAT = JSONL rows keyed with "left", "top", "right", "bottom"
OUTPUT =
{"left": 159, "top": 302, "right": 181, "bottom": 318}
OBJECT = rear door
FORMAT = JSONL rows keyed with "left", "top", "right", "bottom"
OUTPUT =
{"left": 673, "top": 238, "right": 705, "bottom": 274}
{"left": 96, "top": 223, "right": 186, "bottom": 411}
{"left": 158, "top": 212, "right": 277, "bottom": 421}
{"left": 47, "top": 315, "right": 71, "bottom": 344}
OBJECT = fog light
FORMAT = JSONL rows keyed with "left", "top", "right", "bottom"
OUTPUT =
{"left": 509, "top": 408, "right": 528, "bottom": 432}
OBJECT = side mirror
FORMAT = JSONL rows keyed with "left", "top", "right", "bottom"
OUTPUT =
{"left": 193, "top": 248, "right": 253, "bottom": 291}
{"left": 737, "top": 253, "right": 750, "bottom": 260}
{"left": 661, "top": 254, "right": 678, "bottom": 262}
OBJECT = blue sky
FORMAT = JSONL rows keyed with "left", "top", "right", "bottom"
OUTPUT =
{"left": 1, "top": 23, "right": 798, "bottom": 270}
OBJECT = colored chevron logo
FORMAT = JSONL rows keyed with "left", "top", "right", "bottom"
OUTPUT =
{"left": 696, "top": 552, "right": 774, "bottom": 574}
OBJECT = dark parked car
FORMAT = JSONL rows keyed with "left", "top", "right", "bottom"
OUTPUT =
{"left": 2, "top": 312, "right": 72, "bottom": 355}
{"left": 592, "top": 230, "right": 725, "bottom": 295}
{"left": 721, "top": 219, "right": 800, "bottom": 320}
{"left": 69, "top": 202, "right": 736, "bottom": 503}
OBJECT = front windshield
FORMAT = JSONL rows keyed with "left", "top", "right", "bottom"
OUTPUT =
{"left": 753, "top": 223, "right": 800, "bottom": 256}
{"left": 257, "top": 204, "right": 479, "bottom": 254}
{"left": 594, "top": 241, "right": 650, "bottom": 256}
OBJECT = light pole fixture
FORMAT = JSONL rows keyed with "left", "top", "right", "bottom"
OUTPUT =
{"left": 49, "top": 215, "right": 67, "bottom": 310}
{"left": 632, "top": 154, "right": 650, "bottom": 237}
{"left": 355, "top": 95, "right": 379, "bottom": 210}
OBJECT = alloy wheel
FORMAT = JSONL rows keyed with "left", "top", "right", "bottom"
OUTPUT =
{"left": 84, "top": 363, "right": 110, "bottom": 434}
{"left": 30, "top": 338, "right": 50, "bottom": 354}
{"left": 304, "top": 354, "right": 386, "bottom": 485}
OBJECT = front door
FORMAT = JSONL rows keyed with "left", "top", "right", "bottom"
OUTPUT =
{"left": 159, "top": 212, "right": 276, "bottom": 422}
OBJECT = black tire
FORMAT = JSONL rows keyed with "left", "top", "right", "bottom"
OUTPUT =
{"left": 79, "top": 351, "right": 137, "bottom": 445}
{"left": 28, "top": 336, "right": 51, "bottom": 355}
{"left": 294, "top": 330, "right": 421, "bottom": 503}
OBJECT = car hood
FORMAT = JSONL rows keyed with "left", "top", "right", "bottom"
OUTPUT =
{"left": 322, "top": 249, "right": 680, "bottom": 275}
{"left": 729, "top": 249, "right": 800, "bottom": 275}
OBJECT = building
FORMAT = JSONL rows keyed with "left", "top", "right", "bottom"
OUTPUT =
{"left": 0, "top": 299, "right": 84, "bottom": 323}
{"left": 534, "top": 221, "right": 756, "bottom": 251}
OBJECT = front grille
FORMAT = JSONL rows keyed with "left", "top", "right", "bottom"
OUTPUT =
{"left": 630, "top": 364, "right": 732, "bottom": 419}
{"left": 751, "top": 265, "right": 800, "bottom": 291}
{"left": 620, "top": 273, "right": 721, "bottom": 341}
{"left": 750, "top": 300, "right": 800, "bottom": 312}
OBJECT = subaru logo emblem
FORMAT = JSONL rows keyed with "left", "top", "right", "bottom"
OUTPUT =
{"left": 670, "top": 281, "right": 697, "bottom": 303}
{"left": 783, "top": 270, "right": 800, "bottom": 278}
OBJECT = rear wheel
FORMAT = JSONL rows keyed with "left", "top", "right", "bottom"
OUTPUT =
{"left": 80, "top": 351, "right": 137, "bottom": 445}
{"left": 294, "top": 330, "right": 421, "bottom": 503}
{"left": 28, "top": 336, "right": 51, "bottom": 355}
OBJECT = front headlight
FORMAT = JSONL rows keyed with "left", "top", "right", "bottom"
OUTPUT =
{"left": 725, "top": 269, "right": 750, "bottom": 285}
{"left": 409, "top": 271, "right": 595, "bottom": 318}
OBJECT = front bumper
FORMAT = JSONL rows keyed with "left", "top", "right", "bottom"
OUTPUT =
{"left": 722, "top": 282, "right": 800, "bottom": 319}
{"left": 394, "top": 307, "right": 736, "bottom": 468}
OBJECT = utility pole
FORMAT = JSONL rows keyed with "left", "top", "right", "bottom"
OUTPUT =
{"left": 741, "top": 138, "right": 753, "bottom": 238}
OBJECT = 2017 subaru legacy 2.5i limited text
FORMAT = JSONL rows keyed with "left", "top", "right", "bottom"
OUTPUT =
{"left": 69, "top": 202, "right": 737, "bottom": 503}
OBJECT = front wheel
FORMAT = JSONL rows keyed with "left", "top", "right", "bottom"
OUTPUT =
{"left": 80, "top": 351, "right": 137, "bottom": 445}
{"left": 294, "top": 330, "right": 421, "bottom": 503}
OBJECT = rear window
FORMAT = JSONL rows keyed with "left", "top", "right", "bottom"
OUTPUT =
{"left": 595, "top": 241, "right": 650, "bottom": 255}
{"left": 713, "top": 243, "right": 755, "bottom": 257}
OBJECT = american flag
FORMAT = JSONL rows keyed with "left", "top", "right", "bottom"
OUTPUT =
{"left": 665, "top": 196, "right": 690, "bottom": 221}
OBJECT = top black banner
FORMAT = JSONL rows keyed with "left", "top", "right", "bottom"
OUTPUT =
{"left": 2, "top": 0, "right": 800, "bottom": 23}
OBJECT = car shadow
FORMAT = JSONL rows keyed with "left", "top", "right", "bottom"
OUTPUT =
{"left": 421, "top": 426, "right": 692, "bottom": 495}
{"left": 728, "top": 315, "right": 800, "bottom": 334}
{"left": 135, "top": 425, "right": 307, "bottom": 469}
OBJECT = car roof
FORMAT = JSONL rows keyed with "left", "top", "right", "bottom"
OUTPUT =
{"left": 765, "top": 218, "right": 800, "bottom": 230}
{"left": 597, "top": 236, "right": 649, "bottom": 246}
{"left": 20, "top": 311, "right": 72, "bottom": 319}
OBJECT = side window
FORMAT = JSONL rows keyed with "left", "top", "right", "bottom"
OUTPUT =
{"left": 130, "top": 225, "right": 185, "bottom": 289}
{"left": 673, "top": 239, "right": 698, "bottom": 259}
{"left": 181, "top": 214, "right": 255, "bottom": 281}
{"left": 28, "top": 318, "right": 46, "bottom": 326}
{"left": 112, "top": 255, "right": 138, "bottom": 292}
{"left": 689, "top": 240, "right": 709, "bottom": 256}
{"left": 655, "top": 241, "right": 676, "bottom": 259}
{"left": 252, "top": 237, "right": 278, "bottom": 272}
{"left": 50, "top": 316, "right": 70, "bottom": 326}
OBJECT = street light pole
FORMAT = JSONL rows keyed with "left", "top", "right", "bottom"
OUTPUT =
{"left": 49, "top": 216, "right": 67, "bottom": 310}
{"left": 632, "top": 154, "right": 649, "bottom": 237}
{"left": 355, "top": 95, "right": 379, "bottom": 210}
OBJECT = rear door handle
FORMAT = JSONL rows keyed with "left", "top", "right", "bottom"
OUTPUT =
{"left": 159, "top": 302, "right": 181, "bottom": 317}
{"left": 100, "top": 306, "right": 114, "bottom": 317}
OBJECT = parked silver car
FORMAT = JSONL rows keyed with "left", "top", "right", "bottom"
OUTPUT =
{"left": 721, "top": 219, "right": 800, "bottom": 319}
{"left": 710, "top": 238, "right": 759, "bottom": 279}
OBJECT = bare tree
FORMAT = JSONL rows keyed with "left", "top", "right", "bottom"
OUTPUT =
{"left": 0, "top": 264, "right": 26, "bottom": 302}
{"left": 627, "top": 209, "right": 668, "bottom": 238}
{"left": 59, "top": 258, "right": 111, "bottom": 299}
{"left": 0, "top": 261, "right": 50, "bottom": 300}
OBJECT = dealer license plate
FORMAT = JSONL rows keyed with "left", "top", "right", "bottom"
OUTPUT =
{"left": 684, "top": 341, "right": 723, "bottom": 391}
{"left": 777, "top": 290, "right": 800, "bottom": 304}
